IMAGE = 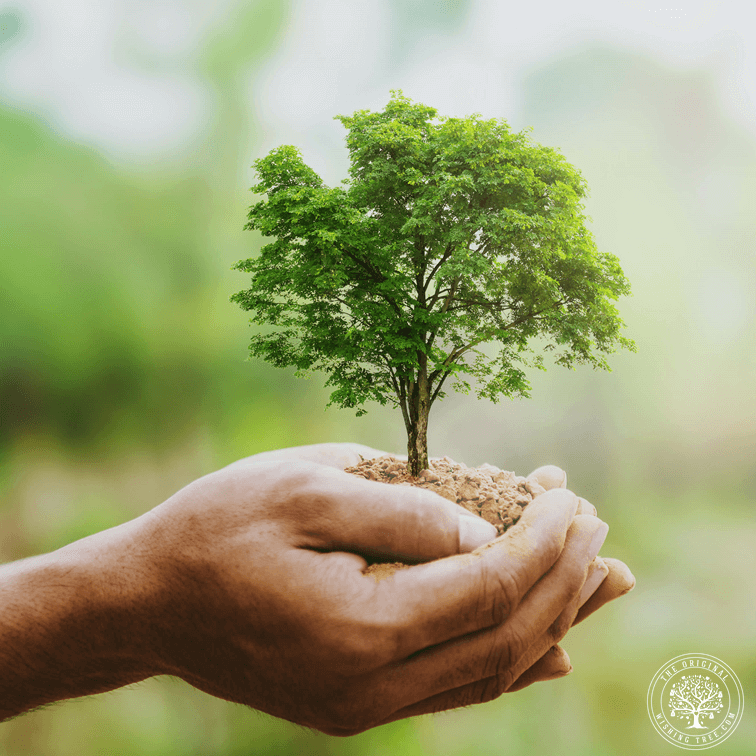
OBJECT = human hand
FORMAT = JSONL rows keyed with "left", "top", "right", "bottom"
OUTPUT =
{"left": 119, "top": 442, "right": 628, "bottom": 735}
{"left": 222, "top": 445, "right": 634, "bottom": 696}
{"left": 503, "top": 463, "right": 635, "bottom": 692}
{"left": 228, "top": 446, "right": 635, "bottom": 694}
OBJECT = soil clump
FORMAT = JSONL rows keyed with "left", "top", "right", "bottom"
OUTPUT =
{"left": 344, "top": 454, "right": 546, "bottom": 581}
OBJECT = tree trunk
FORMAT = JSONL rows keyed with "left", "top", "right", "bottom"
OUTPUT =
{"left": 407, "top": 369, "right": 430, "bottom": 477}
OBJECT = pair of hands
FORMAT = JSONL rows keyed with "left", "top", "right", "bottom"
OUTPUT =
{"left": 112, "top": 442, "right": 634, "bottom": 736}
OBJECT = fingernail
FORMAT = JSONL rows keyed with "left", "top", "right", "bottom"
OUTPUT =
{"left": 459, "top": 515, "right": 498, "bottom": 551}
{"left": 575, "top": 497, "right": 597, "bottom": 516}
{"left": 587, "top": 519, "right": 609, "bottom": 562}
{"left": 578, "top": 556, "right": 610, "bottom": 606}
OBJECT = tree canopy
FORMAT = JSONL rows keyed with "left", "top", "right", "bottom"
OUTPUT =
{"left": 231, "top": 90, "right": 635, "bottom": 474}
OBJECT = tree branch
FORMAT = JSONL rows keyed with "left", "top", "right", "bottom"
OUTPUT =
{"left": 445, "top": 296, "right": 510, "bottom": 312}
{"left": 438, "top": 275, "right": 462, "bottom": 315}
{"left": 429, "top": 368, "right": 453, "bottom": 406}
{"left": 428, "top": 285, "right": 452, "bottom": 305}
{"left": 502, "top": 298, "right": 567, "bottom": 331}
{"left": 414, "top": 238, "right": 427, "bottom": 297}
{"left": 330, "top": 295, "right": 375, "bottom": 331}
{"left": 335, "top": 244, "right": 405, "bottom": 318}
{"left": 425, "top": 219, "right": 484, "bottom": 309}
{"left": 384, "top": 359, "right": 411, "bottom": 433}
{"left": 425, "top": 274, "right": 463, "bottom": 356}
{"left": 424, "top": 242, "right": 455, "bottom": 303}
{"left": 427, "top": 297, "right": 568, "bottom": 386}
{"left": 427, "top": 339, "right": 481, "bottom": 388}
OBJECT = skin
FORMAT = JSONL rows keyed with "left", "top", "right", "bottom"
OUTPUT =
{"left": 0, "top": 443, "right": 634, "bottom": 735}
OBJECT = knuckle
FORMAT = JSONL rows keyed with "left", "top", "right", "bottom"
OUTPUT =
{"left": 485, "top": 562, "right": 520, "bottom": 626}
{"left": 497, "top": 622, "right": 529, "bottom": 676}
{"left": 547, "top": 611, "right": 573, "bottom": 643}
{"left": 238, "top": 459, "right": 324, "bottom": 518}
{"left": 550, "top": 590, "right": 582, "bottom": 635}
{"left": 281, "top": 461, "right": 342, "bottom": 514}
{"left": 480, "top": 625, "right": 524, "bottom": 683}
{"left": 466, "top": 675, "right": 508, "bottom": 707}
{"left": 488, "top": 674, "right": 511, "bottom": 701}
{"left": 537, "top": 523, "right": 566, "bottom": 566}
{"left": 445, "top": 684, "right": 478, "bottom": 711}
{"left": 565, "top": 564, "right": 587, "bottom": 599}
{"left": 545, "top": 571, "right": 585, "bottom": 642}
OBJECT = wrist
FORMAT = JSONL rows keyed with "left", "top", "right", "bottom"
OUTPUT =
{"left": 0, "top": 519, "right": 160, "bottom": 720}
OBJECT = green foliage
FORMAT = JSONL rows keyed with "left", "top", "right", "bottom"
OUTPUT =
{"left": 231, "top": 91, "right": 635, "bottom": 433}
{"left": 0, "top": 105, "right": 217, "bottom": 451}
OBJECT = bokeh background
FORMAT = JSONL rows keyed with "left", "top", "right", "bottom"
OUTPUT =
{"left": 1, "top": 0, "right": 754, "bottom": 753}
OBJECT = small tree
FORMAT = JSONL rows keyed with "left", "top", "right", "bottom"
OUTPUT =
{"left": 231, "top": 91, "right": 635, "bottom": 476}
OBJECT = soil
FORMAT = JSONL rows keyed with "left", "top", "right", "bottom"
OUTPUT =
{"left": 344, "top": 454, "right": 546, "bottom": 581}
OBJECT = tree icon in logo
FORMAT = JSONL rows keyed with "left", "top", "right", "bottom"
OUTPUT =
{"left": 668, "top": 674, "right": 724, "bottom": 729}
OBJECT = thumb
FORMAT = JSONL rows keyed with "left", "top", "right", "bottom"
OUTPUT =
{"left": 527, "top": 464, "right": 567, "bottom": 490}
{"left": 306, "top": 468, "right": 498, "bottom": 563}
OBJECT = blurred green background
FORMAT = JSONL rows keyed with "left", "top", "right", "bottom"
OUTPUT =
{"left": 1, "top": 0, "right": 754, "bottom": 753}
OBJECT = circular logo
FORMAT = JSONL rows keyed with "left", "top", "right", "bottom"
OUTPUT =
{"left": 647, "top": 654, "right": 744, "bottom": 749}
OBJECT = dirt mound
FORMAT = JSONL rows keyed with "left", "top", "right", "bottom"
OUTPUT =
{"left": 344, "top": 454, "right": 545, "bottom": 580}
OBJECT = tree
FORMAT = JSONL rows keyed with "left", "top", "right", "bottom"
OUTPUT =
{"left": 668, "top": 675, "right": 724, "bottom": 729}
{"left": 231, "top": 91, "right": 635, "bottom": 476}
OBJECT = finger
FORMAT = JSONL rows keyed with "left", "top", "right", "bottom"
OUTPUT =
{"left": 573, "top": 557, "right": 636, "bottom": 625}
{"left": 300, "top": 464, "right": 497, "bottom": 562}
{"left": 363, "top": 489, "right": 580, "bottom": 656}
{"left": 222, "top": 442, "right": 390, "bottom": 472}
{"left": 527, "top": 466, "right": 597, "bottom": 516}
{"left": 527, "top": 465, "right": 566, "bottom": 491}
{"left": 505, "top": 557, "right": 607, "bottom": 693}
{"left": 578, "top": 556, "right": 609, "bottom": 606}
{"left": 373, "top": 643, "right": 570, "bottom": 725}
{"left": 371, "top": 516, "right": 607, "bottom": 721}
{"left": 506, "top": 556, "right": 622, "bottom": 697}
{"left": 502, "top": 558, "right": 627, "bottom": 699}
{"left": 506, "top": 645, "right": 572, "bottom": 692}
{"left": 505, "top": 557, "right": 622, "bottom": 696}
{"left": 501, "top": 546, "right": 609, "bottom": 688}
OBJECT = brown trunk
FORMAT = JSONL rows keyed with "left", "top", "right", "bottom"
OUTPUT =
{"left": 407, "top": 369, "right": 430, "bottom": 477}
